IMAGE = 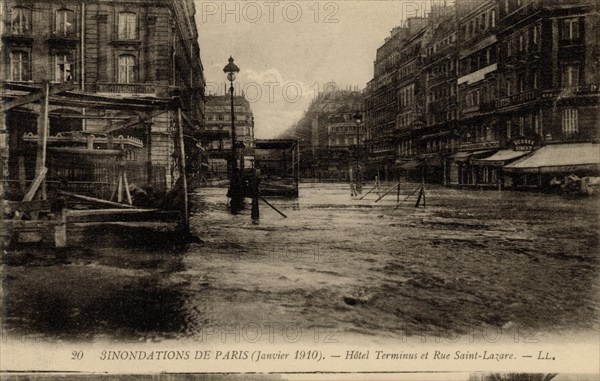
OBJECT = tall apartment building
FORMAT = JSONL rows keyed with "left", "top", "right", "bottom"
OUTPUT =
{"left": 365, "top": 18, "right": 426, "bottom": 181}
{"left": 395, "top": 25, "right": 427, "bottom": 172}
{"left": 452, "top": 0, "right": 502, "bottom": 185}
{"left": 455, "top": 0, "right": 600, "bottom": 188}
{"left": 421, "top": 8, "right": 460, "bottom": 183}
{"left": 2, "top": 0, "right": 205, "bottom": 197}
{"left": 202, "top": 94, "right": 255, "bottom": 177}
{"left": 280, "top": 86, "right": 363, "bottom": 180}
{"left": 493, "top": 0, "right": 600, "bottom": 187}
{"left": 365, "top": 0, "right": 599, "bottom": 189}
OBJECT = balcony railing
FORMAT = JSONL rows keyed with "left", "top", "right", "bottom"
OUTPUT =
{"left": 541, "top": 84, "right": 600, "bottom": 99}
{"left": 458, "top": 140, "right": 499, "bottom": 151}
{"left": 22, "top": 132, "right": 144, "bottom": 148}
{"left": 85, "top": 83, "right": 174, "bottom": 96}
{"left": 500, "top": 0, "right": 541, "bottom": 24}
{"left": 495, "top": 89, "right": 540, "bottom": 108}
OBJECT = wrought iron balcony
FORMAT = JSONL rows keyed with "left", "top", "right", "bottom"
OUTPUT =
{"left": 84, "top": 83, "right": 175, "bottom": 97}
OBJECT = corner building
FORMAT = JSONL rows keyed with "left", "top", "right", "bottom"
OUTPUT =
{"left": 2, "top": 0, "right": 205, "bottom": 197}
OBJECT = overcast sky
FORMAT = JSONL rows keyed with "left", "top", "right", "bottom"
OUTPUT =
{"left": 196, "top": 1, "right": 438, "bottom": 138}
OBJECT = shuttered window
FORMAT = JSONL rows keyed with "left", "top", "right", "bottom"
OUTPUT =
{"left": 561, "top": 108, "right": 578, "bottom": 136}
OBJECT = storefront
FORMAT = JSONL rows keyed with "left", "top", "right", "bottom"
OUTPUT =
{"left": 471, "top": 150, "right": 531, "bottom": 187}
{"left": 503, "top": 143, "right": 600, "bottom": 189}
{"left": 448, "top": 150, "right": 496, "bottom": 185}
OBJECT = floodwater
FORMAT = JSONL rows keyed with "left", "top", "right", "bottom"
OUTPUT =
{"left": 2, "top": 182, "right": 599, "bottom": 343}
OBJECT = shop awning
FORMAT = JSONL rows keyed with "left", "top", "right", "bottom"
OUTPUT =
{"left": 472, "top": 150, "right": 530, "bottom": 166}
{"left": 397, "top": 159, "right": 422, "bottom": 170}
{"left": 420, "top": 131, "right": 451, "bottom": 141}
{"left": 450, "top": 150, "right": 495, "bottom": 163}
{"left": 503, "top": 143, "right": 600, "bottom": 173}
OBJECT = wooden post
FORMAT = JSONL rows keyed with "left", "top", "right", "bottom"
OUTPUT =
{"left": 117, "top": 170, "right": 123, "bottom": 203}
{"left": 415, "top": 187, "right": 423, "bottom": 208}
{"left": 374, "top": 182, "right": 400, "bottom": 202}
{"left": 35, "top": 81, "right": 50, "bottom": 201}
{"left": 146, "top": 121, "right": 153, "bottom": 187}
{"left": 259, "top": 196, "right": 287, "bottom": 218}
{"left": 177, "top": 108, "right": 189, "bottom": 233}
{"left": 18, "top": 156, "right": 26, "bottom": 193}
{"left": 396, "top": 171, "right": 400, "bottom": 203}
{"left": 443, "top": 158, "right": 447, "bottom": 186}
{"left": 123, "top": 168, "right": 133, "bottom": 206}
{"left": 54, "top": 207, "right": 67, "bottom": 248}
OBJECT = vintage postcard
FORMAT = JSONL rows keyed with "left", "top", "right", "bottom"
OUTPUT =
{"left": 1, "top": 0, "right": 599, "bottom": 380}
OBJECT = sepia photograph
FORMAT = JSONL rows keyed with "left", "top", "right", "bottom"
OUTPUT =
{"left": 1, "top": 0, "right": 599, "bottom": 379}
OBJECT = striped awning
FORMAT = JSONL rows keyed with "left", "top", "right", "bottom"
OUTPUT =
{"left": 503, "top": 143, "right": 600, "bottom": 173}
{"left": 472, "top": 150, "right": 530, "bottom": 166}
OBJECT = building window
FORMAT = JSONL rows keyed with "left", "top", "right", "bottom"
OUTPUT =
{"left": 506, "top": 79, "right": 512, "bottom": 96}
{"left": 561, "top": 108, "right": 578, "bottom": 136}
{"left": 10, "top": 7, "right": 30, "bottom": 35}
{"left": 56, "top": 9, "right": 75, "bottom": 36}
{"left": 562, "top": 18, "right": 579, "bottom": 40}
{"left": 118, "top": 12, "right": 137, "bottom": 40}
{"left": 117, "top": 54, "right": 136, "bottom": 83}
{"left": 533, "top": 71, "right": 539, "bottom": 89}
{"left": 518, "top": 117, "right": 525, "bottom": 136}
{"left": 533, "top": 113, "right": 540, "bottom": 135}
{"left": 9, "top": 51, "right": 30, "bottom": 81}
{"left": 519, "top": 35, "right": 524, "bottom": 52}
{"left": 518, "top": 75, "right": 525, "bottom": 93}
{"left": 54, "top": 53, "right": 75, "bottom": 82}
{"left": 562, "top": 64, "right": 580, "bottom": 87}
{"left": 533, "top": 24, "right": 539, "bottom": 45}
{"left": 491, "top": 10, "right": 496, "bottom": 28}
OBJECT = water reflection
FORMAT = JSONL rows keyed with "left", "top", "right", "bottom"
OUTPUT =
{"left": 3, "top": 226, "right": 194, "bottom": 342}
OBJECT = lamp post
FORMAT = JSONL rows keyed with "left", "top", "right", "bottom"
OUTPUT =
{"left": 224, "top": 56, "right": 243, "bottom": 213}
{"left": 353, "top": 111, "right": 363, "bottom": 193}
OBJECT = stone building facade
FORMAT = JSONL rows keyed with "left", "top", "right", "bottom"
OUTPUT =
{"left": 281, "top": 86, "right": 363, "bottom": 180}
{"left": 365, "top": 0, "right": 600, "bottom": 189}
{"left": 202, "top": 94, "right": 255, "bottom": 177}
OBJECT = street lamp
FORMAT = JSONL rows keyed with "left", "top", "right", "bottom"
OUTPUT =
{"left": 353, "top": 110, "right": 363, "bottom": 193}
{"left": 224, "top": 56, "right": 243, "bottom": 213}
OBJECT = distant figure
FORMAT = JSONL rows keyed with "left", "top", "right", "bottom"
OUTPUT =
{"left": 349, "top": 167, "right": 357, "bottom": 196}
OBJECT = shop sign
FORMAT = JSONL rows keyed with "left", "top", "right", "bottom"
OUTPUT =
{"left": 511, "top": 136, "right": 541, "bottom": 151}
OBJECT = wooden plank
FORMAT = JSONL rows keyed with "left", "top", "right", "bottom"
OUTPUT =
{"left": 117, "top": 172, "right": 123, "bottom": 203}
{"left": 4, "top": 219, "right": 60, "bottom": 230}
{"left": 22, "top": 167, "right": 48, "bottom": 202}
{"left": 17, "top": 156, "right": 26, "bottom": 192}
{"left": 66, "top": 208, "right": 160, "bottom": 217}
{"left": 123, "top": 169, "right": 133, "bottom": 206}
{"left": 177, "top": 108, "right": 189, "bottom": 233}
{"left": 66, "top": 209, "right": 179, "bottom": 223}
{"left": 47, "top": 147, "right": 123, "bottom": 156}
{"left": 35, "top": 82, "right": 50, "bottom": 202}
{"left": 259, "top": 196, "right": 287, "bottom": 218}
{"left": 104, "top": 109, "right": 165, "bottom": 134}
{"left": 58, "top": 190, "right": 136, "bottom": 209}
{"left": 4, "top": 200, "right": 52, "bottom": 214}
{"left": 0, "top": 83, "right": 77, "bottom": 113}
{"left": 374, "top": 182, "right": 400, "bottom": 203}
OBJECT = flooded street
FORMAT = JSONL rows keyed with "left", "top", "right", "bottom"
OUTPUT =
{"left": 3, "top": 183, "right": 599, "bottom": 343}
